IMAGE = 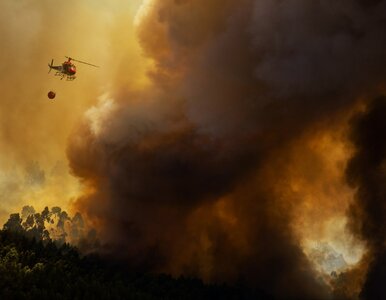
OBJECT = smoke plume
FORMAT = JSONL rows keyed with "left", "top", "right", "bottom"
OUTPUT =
{"left": 345, "top": 96, "right": 386, "bottom": 299}
{"left": 63, "top": 0, "right": 386, "bottom": 298}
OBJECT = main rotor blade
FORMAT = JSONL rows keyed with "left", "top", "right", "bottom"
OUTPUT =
{"left": 65, "top": 56, "right": 99, "bottom": 68}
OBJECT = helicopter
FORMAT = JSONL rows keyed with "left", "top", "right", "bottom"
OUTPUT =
{"left": 48, "top": 56, "right": 99, "bottom": 80}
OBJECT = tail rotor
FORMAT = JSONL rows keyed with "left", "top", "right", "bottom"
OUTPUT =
{"left": 48, "top": 59, "right": 54, "bottom": 73}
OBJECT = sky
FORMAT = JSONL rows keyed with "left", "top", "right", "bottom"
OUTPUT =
{"left": 2, "top": 1, "right": 386, "bottom": 299}
{"left": 0, "top": 0, "right": 144, "bottom": 221}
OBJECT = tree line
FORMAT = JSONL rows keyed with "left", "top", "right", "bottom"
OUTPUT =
{"left": 0, "top": 207, "right": 273, "bottom": 299}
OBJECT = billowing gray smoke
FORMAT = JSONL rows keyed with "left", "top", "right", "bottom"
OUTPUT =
{"left": 67, "top": 0, "right": 386, "bottom": 298}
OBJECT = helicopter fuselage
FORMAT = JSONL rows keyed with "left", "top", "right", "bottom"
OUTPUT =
{"left": 48, "top": 57, "right": 98, "bottom": 80}
{"left": 48, "top": 59, "right": 77, "bottom": 80}
{"left": 62, "top": 61, "right": 77, "bottom": 75}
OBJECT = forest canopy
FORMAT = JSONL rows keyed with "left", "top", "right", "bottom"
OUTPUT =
{"left": 0, "top": 206, "right": 272, "bottom": 299}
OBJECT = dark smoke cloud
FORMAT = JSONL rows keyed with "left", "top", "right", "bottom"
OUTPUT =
{"left": 345, "top": 96, "right": 386, "bottom": 299}
{"left": 67, "top": 0, "right": 386, "bottom": 298}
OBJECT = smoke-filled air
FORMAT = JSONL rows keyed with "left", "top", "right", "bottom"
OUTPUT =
{"left": 1, "top": 0, "right": 386, "bottom": 299}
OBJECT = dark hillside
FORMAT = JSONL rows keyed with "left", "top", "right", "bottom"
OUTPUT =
{"left": 0, "top": 229, "right": 272, "bottom": 300}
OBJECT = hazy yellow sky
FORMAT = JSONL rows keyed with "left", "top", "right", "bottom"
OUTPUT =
{"left": 0, "top": 0, "right": 146, "bottom": 223}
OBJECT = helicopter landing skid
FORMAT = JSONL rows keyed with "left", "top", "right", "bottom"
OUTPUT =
{"left": 54, "top": 72, "right": 76, "bottom": 81}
